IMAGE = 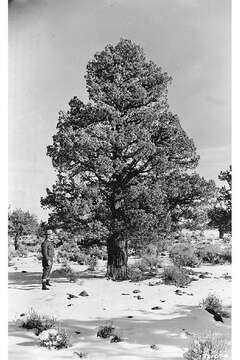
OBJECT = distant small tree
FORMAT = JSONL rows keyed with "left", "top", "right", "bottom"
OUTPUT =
{"left": 208, "top": 165, "right": 231, "bottom": 238}
{"left": 8, "top": 208, "right": 39, "bottom": 250}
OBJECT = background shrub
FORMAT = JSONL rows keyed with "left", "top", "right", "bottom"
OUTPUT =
{"left": 52, "top": 263, "right": 79, "bottom": 282}
{"left": 137, "top": 254, "right": 162, "bottom": 274}
{"left": 195, "top": 244, "right": 231, "bottom": 264}
{"left": 86, "top": 256, "right": 98, "bottom": 271}
{"left": 161, "top": 266, "right": 192, "bottom": 287}
{"left": 169, "top": 243, "right": 200, "bottom": 267}
{"left": 184, "top": 333, "right": 226, "bottom": 360}
{"left": 127, "top": 264, "right": 145, "bottom": 282}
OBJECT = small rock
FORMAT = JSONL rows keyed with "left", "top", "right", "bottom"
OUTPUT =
{"left": 67, "top": 304, "right": 73, "bottom": 307}
{"left": 127, "top": 316, "right": 133, "bottom": 318}
{"left": 67, "top": 293, "right": 78, "bottom": 299}
{"left": 160, "top": 300, "right": 166, "bottom": 303}
{"left": 20, "top": 313, "right": 25, "bottom": 317}
{"left": 150, "top": 344, "right": 160, "bottom": 350}
{"left": 133, "top": 289, "right": 141, "bottom": 293}
{"left": 21, "top": 270, "right": 27, "bottom": 273}
{"left": 75, "top": 331, "right": 81, "bottom": 334}
{"left": 151, "top": 306, "right": 162, "bottom": 310}
{"left": 79, "top": 290, "right": 89, "bottom": 297}
{"left": 121, "top": 293, "right": 130, "bottom": 295}
{"left": 182, "top": 328, "right": 193, "bottom": 336}
{"left": 175, "top": 289, "right": 183, "bottom": 296}
{"left": 14, "top": 267, "right": 18, "bottom": 270}
{"left": 136, "top": 295, "right": 144, "bottom": 300}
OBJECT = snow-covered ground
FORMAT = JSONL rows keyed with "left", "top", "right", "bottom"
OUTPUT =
{"left": 8, "top": 256, "right": 231, "bottom": 360}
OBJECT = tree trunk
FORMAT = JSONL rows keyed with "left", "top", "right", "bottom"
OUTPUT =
{"left": 14, "top": 234, "right": 19, "bottom": 250}
{"left": 106, "top": 236, "right": 128, "bottom": 281}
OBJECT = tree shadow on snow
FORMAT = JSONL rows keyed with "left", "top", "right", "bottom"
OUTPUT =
{"left": 8, "top": 305, "right": 231, "bottom": 359}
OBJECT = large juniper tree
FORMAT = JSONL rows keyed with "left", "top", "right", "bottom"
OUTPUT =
{"left": 41, "top": 39, "right": 199, "bottom": 280}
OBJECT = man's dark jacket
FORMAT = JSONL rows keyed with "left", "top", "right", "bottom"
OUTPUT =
{"left": 41, "top": 240, "right": 54, "bottom": 266}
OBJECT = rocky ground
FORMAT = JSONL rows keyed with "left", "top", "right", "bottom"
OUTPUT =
{"left": 8, "top": 255, "right": 231, "bottom": 360}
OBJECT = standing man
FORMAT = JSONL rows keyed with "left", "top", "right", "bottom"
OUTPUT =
{"left": 41, "top": 229, "right": 55, "bottom": 290}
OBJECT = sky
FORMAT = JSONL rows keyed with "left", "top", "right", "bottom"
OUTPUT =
{"left": 8, "top": 0, "right": 231, "bottom": 221}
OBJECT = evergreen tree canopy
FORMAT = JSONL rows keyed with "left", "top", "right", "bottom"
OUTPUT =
{"left": 41, "top": 39, "right": 201, "bottom": 279}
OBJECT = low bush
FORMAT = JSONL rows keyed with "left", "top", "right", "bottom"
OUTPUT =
{"left": 52, "top": 263, "right": 79, "bottom": 282}
{"left": 39, "top": 327, "right": 70, "bottom": 349}
{"left": 127, "top": 264, "right": 145, "bottom": 282}
{"left": 97, "top": 324, "right": 115, "bottom": 338}
{"left": 86, "top": 245, "right": 107, "bottom": 260}
{"left": 200, "top": 294, "right": 231, "bottom": 319}
{"left": 19, "top": 309, "right": 56, "bottom": 335}
{"left": 86, "top": 256, "right": 98, "bottom": 271}
{"left": 195, "top": 244, "right": 231, "bottom": 264}
{"left": 169, "top": 244, "right": 200, "bottom": 268}
{"left": 184, "top": 333, "right": 226, "bottom": 360}
{"left": 161, "top": 266, "right": 192, "bottom": 287}
{"left": 200, "top": 294, "right": 223, "bottom": 313}
{"left": 138, "top": 254, "right": 162, "bottom": 274}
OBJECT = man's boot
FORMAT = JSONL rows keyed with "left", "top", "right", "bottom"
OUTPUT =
{"left": 46, "top": 279, "right": 52, "bottom": 286}
{"left": 42, "top": 281, "right": 49, "bottom": 290}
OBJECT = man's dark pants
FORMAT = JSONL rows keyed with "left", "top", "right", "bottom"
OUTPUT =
{"left": 42, "top": 261, "right": 53, "bottom": 283}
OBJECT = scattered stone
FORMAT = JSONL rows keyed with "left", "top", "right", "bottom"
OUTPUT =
{"left": 199, "top": 272, "right": 211, "bottom": 279}
{"left": 221, "top": 310, "right": 231, "bottom": 319}
{"left": 79, "top": 290, "right": 89, "bottom": 297}
{"left": 67, "top": 293, "right": 78, "bottom": 299}
{"left": 150, "top": 344, "right": 160, "bottom": 350}
{"left": 75, "top": 331, "right": 81, "bottom": 335}
{"left": 151, "top": 306, "right": 162, "bottom": 310}
{"left": 160, "top": 300, "right": 166, "bottom": 303}
{"left": 148, "top": 281, "right": 161, "bottom": 286}
{"left": 67, "top": 304, "right": 73, "bottom": 307}
{"left": 110, "top": 335, "right": 123, "bottom": 343}
{"left": 136, "top": 295, "right": 144, "bottom": 300}
{"left": 133, "top": 289, "right": 140, "bottom": 294}
{"left": 187, "top": 292, "right": 194, "bottom": 296}
{"left": 127, "top": 316, "right": 134, "bottom": 318}
{"left": 175, "top": 289, "right": 183, "bottom": 296}
{"left": 121, "top": 293, "right": 130, "bottom": 295}
{"left": 74, "top": 352, "right": 88, "bottom": 358}
{"left": 221, "top": 273, "right": 232, "bottom": 280}
{"left": 182, "top": 328, "right": 193, "bottom": 336}
{"left": 20, "top": 313, "right": 25, "bottom": 317}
